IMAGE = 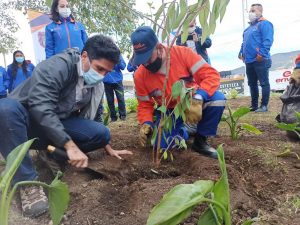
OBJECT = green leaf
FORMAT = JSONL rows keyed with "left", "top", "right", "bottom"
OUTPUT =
{"left": 147, "top": 180, "right": 214, "bottom": 225}
{"left": 180, "top": 88, "right": 187, "bottom": 102}
{"left": 180, "top": 139, "right": 187, "bottom": 149}
{"left": 174, "top": 105, "right": 180, "bottom": 119}
{"left": 181, "top": 21, "right": 189, "bottom": 44}
{"left": 242, "top": 218, "right": 260, "bottom": 225}
{"left": 211, "top": 145, "right": 231, "bottom": 222}
{"left": 0, "top": 139, "right": 36, "bottom": 189}
{"left": 172, "top": 2, "right": 187, "bottom": 30}
{"left": 153, "top": 3, "right": 166, "bottom": 33}
{"left": 45, "top": 0, "right": 52, "bottom": 8}
{"left": 276, "top": 122, "right": 298, "bottom": 131}
{"left": 295, "top": 111, "right": 300, "bottom": 122}
{"left": 198, "top": 1, "right": 209, "bottom": 31}
{"left": 232, "top": 107, "right": 251, "bottom": 119}
{"left": 48, "top": 175, "right": 70, "bottom": 225}
{"left": 221, "top": 114, "right": 228, "bottom": 121}
{"left": 151, "top": 126, "right": 158, "bottom": 146}
{"left": 170, "top": 152, "right": 174, "bottom": 161}
{"left": 219, "top": 0, "right": 230, "bottom": 22}
{"left": 167, "top": 2, "right": 176, "bottom": 32}
{"left": 172, "top": 81, "right": 183, "bottom": 98}
{"left": 241, "top": 123, "right": 262, "bottom": 135}
{"left": 158, "top": 105, "right": 167, "bottom": 114}
{"left": 163, "top": 151, "right": 168, "bottom": 160}
{"left": 198, "top": 208, "right": 220, "bottom": 225}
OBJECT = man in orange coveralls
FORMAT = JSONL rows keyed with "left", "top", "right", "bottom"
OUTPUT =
{"left": 131, "top": 26, "right": 226, "bottom": 159}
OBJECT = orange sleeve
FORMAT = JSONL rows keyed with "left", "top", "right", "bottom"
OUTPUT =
{"left": 134, "top": 68, "right": 155, "bottom": 124}
{"left": 181, "top": 47, "right": 220, "bottom": 97}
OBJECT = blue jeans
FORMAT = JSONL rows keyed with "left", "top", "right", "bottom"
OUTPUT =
{"left": 0, "top": 98, "right": 110, "bottom": 183}
{"left": 104, "top": 82, "right": 126, "bottom": 120}
{"left": 246, "top": 59, "right": 271, "bottom": 108}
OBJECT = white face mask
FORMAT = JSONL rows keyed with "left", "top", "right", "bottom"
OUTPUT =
{"left": 188, "top": 26, "right": 196, "bottom": 34}
{"left": 248, "top": 12, "right": 257, "bottom": 22}
{"left": 58, "top": 7, "right": 71, "bottom": 18}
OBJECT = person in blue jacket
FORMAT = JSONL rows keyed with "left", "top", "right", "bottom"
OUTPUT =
{"left": 7, "top": 50, "right": 35, "bottom": 93}
{"left": 103, "top": 55, "right": 127, "bottom": 121}
{"left": 239, "top": 3, "right": 274, "bottom": 113}
{"left": 0, "top": 66, "right": 8, "bottom": 98}
{"left": 45, "top": 0, "right": 88, "bottom": 59}
{"left": 176, "top": 19, "right": 212, "bottom": 64}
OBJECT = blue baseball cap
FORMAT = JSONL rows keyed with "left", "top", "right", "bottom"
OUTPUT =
{"left": 131, "top": 26, "right": 158, "bottom": 66}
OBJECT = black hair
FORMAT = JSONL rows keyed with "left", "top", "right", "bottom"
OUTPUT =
{"left": 251, "top": 3, "right": 262, "bottom": 8}
{"left": 50, "top": 0, "right": 74, "bottom": 22}
{"left": 82, "top": 35, "right": 120, "bottom": 64}
{"left": 11, "top": 50, "right": 28, "bottom": 80}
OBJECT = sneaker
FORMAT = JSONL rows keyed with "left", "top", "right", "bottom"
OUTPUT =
{"left": 255, "top": 105, "right": 268, "bottom": 112}
{"left": 192, "top": 135, "right": 218, "bottom": 159}
{"left": 249, "top": 106, "right": 258, "bottom": 111}
{"left": 38, "top": 150, "right": 64, "bottom": 176}
{"left": 20, "top": 185, "right": 49, "bottom": 218}
{"left": 120, "top": 116, "right": 126, "bottom": 121}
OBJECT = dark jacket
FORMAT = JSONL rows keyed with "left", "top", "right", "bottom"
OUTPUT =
{"left": 9, "top": 49, "right": 83, "bottom": 147}
{"left": 176, "top": 26, "right": 212, "bottom": 63}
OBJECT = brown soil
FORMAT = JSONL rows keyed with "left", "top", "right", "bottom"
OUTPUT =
{"left": 7, "top": 96, "right": 300, "bottom": 225}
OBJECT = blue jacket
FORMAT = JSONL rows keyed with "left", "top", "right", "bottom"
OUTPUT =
{"left": 239, "top": 17, "right": 274, "bottom": 64}
{"left": 0, "top": 66, "right": 8, "bottom": 96}
{"left": 176, "top": 26, "right": 212, "bottom": 63}
{"left": 7, "top": 62, "right": 35, "bottom": 92}
{"left": 45, "top": 16, "right": 88, "bottom": 59}
{"left": 103, "top": 55, "right": 126, "bottom": 84}
{"left": 127, "top": 62, "right": 138, "bottom": 72}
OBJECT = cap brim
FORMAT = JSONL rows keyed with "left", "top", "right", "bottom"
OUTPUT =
{"left": 132, "top": 47, "right": 155, "bottom": 66}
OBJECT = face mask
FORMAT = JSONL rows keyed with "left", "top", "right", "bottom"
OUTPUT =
{"left": 15, "top": 57, "right": 24, "bottom": 63}
{"left": 83, "top": 63, "right": 104, "bottom": 85}
{"left": 58, "top": 7, "right": 71, "bottom": 18}
{"left": 248, "top": 12, "right": 257, "bottom": 22}
{"left": 145, "top": 56, "right": 162, "bottom": 73}
{"left": 188, "top": 26, "right": 196, "bottom": 34}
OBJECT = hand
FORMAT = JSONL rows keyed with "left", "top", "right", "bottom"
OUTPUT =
{"left": 192, "top": 32, "right": 199, "bottom": 42}
{"left": 238, "top": 54, "right": 244, "bottom": 61}
{"left": 185, "top": 98, "right": 203, "bottom": 124}
{"left": 64, "top": 140, "right": 88, "bottom": 168}
{"left": 139, "top": 123, "right": 153, "bottom": 147}
{"left": 256, "top": 54, "right": 263, "bottom": 62}
{"left": 104, "top": 144, "right": 133, "bottom": 160}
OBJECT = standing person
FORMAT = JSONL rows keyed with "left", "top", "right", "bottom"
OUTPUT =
{"left": 45, "top": 0, "right": 88, "bottom": 59}
{"left": 131, "top": 26, "right": 226, "bottom": 159}
{"left": 0, "top": 66, "right": 8, "bottom": 98}
{"left": 0, "top": 35, "right": 132, "bottom": 218}
{"left": 238, "top": 3, "right": 274, "bottom": 112}
{"left": 176, "top": 19, "right": 212, "bottom": 64}
{"left": 103, "top": 55, "right": 127, "bottom": 121}
{"left": 7, "top": 50, "right": 35, "bottom": 93}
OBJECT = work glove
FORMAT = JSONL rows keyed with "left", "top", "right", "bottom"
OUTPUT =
{"left": 185, "top": 98, "right": 203, "bottom": 124}
{"left": 139, "top": 123, "right": 153, "bottom": 147}
{"left": 291, "top": 69, "right": 300, "bottom": 86}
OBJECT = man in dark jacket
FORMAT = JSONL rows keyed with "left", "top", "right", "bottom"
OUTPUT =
{"left": 176, "top": 19, "right": 212, "bottom": 64}
{"left": 0, "top": 35, "right": 132, "bottom": 218}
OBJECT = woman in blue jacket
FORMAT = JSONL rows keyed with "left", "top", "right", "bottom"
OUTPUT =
{"left": 7, "top": 50, "right": 35, "bottom": 93}
{"left": 45, "top": 0, "right": 88, "bottom": 59}
{"left": 0, "top": 66, "right": 8, "bottom": 98}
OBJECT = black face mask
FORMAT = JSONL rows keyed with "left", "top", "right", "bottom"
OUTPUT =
{"left": 145, "top": 56, "right": 162, "bottom": 73}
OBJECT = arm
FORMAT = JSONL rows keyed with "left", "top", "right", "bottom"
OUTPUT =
{"left": 134, "top": 70, "right": 155, "bottom": 124}
{"left": 117, "top": 55, "right": 126, "bottom": 71}
{"left": 27, "top": 57, "right": 73, "bottom": 147}
{"left": 80, "top": 23, "right": 88, "bottom": 44}
{"left": 127, "top": 63, "right": 137, "bottom": 72}
{"left": 257, "top": 21, "right": 274, "bottom": 58}
{"left": 2, "top": 69, "right": 9, "bottom": 90}
{"left": 6, "top": 66, "right": 13, "bottom": 93}
{"left": 45, "top": 25, "right": 55, "bottom": 59}
{"left": 183, "top": 47, "right": 220, "bottom": 99}
{"left": 201, "top": 36, "right": 212, "bottom": 48}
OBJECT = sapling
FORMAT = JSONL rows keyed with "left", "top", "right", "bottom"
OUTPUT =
{"left": 221, "top": 107, "right": 262, "bottom": 140}
{"left": 0, "top": 139, "right": 69, "bottom": 225}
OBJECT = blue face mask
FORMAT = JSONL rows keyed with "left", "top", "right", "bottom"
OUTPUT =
{"left": 83, "top": 66, "right": 104, "bottom": 85}
{"left": 15, "top": 57, "right": 25, "bottom": 63}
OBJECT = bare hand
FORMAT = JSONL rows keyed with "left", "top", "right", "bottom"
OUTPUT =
{"left": 105, "top": 144, "right": 133, "bottom": 160}
{"left": 238, "top": 54, "right": 244, "bottom": 61}
{"left": 256, "top": 54, "right": 263, "bottom": 62}
{"left": 64, "top": 140, "right": 88, "bottom": 168}
{"left": 192, "top": 32, "right": 199, "bottom": 42}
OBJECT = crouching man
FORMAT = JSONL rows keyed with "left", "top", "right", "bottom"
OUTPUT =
{"left": 0, "top": 35, "right": 132, "bottom": 218}
{"left": 130, "top": 26, "right": 226, "bottom": 159}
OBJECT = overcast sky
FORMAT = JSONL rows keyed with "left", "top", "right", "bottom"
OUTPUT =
{"left": 135, "top": 0, "right": 300, "bottom": 71}
{"left": 1, "top": 0, "right": 299, "bottom": 72}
